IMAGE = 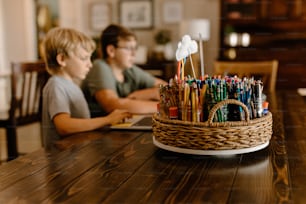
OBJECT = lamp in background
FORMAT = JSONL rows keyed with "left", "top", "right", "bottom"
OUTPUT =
{"left": 224, "top": 32, "right": 250, "bottom": 59}
{"left": 180, "top": 19, "right": 210, "bottom": 77}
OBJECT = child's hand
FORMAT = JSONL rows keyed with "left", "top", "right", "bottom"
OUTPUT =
{"left": 107, "top": 109, "right": 132, "bottom": 125}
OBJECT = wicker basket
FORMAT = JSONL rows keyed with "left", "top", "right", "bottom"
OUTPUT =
{"left": 152, "top": 99, "right": 273, "bottom": 151}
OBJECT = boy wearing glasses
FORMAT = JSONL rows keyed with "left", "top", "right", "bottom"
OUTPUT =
{"left": 42, "top": 27, "right": 131, "bottom": 150}
{"left": 82, "top": 24, "right": 167, "bottom": 117}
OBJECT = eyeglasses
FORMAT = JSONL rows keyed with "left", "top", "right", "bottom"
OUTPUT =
{"left": 116, "top": 45, "right": 138, "bottom": 52}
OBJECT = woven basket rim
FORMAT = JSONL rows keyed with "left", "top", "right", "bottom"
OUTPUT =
{"left": 153, "top": 111, "right": 272, "bottom": 128}
{"left": 152, "top": 99, "right": 273, "bottom": 151}
{"left": 154, "top": 99, "right": 271, "bottom": 127}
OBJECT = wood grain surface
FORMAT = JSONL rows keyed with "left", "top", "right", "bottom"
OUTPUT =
{"left": 0, "top": 90, "right": 305, "bottom": 203}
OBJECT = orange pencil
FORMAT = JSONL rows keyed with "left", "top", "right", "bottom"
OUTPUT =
{"left": 181, "top": 59, "right": 185, "bottom": 81}
{"left": 177, "top": 60, "right": 181, "bottom": 82}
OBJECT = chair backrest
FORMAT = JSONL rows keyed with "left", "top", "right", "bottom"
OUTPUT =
{"left": 213, "top": 60, "right": 278, "bottom": 92}
{"left": 9, "top": 61, "right": 49, "bottom": 124}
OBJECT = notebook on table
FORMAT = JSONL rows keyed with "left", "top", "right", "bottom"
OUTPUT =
{"left": 110, "top": 114, "right": 153, "bottom": 130}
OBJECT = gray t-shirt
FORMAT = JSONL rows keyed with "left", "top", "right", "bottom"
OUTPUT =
{"left": 42, "top": 76, "right": 90, "bottom": 150}
{"left": 82, "top": 59, "right": 155, "bottom": 117}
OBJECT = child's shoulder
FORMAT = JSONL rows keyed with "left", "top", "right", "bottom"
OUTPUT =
{"left": 44, "top": 76, "right": 70, "bottom": 91}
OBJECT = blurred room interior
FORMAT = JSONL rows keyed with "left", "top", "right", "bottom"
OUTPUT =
{"left": 1, "top": 0, "right": 306, "bottom": 161}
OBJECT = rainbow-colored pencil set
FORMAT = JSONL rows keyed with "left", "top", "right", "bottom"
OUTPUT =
{"left": 160, "top": 34, "right": 268, "bottom": 122}
{"left": 158, "top": 75, "right": 267, "bottom": 122}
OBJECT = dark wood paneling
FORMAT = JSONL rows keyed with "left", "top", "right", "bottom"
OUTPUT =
{"left": 219, "top": 0, "right": 306, "bottom": 89}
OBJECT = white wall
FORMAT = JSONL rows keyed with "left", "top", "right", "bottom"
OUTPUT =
{"left": 0, "top": 0, "right": 6, "bottom": 73}
{"left": 1, "top": 0, "right": 37, "bottom": 72}
{"left": 0, "top": 0, "right": 37, "bottom": 112}
{"left": 0, "top": 0, "right": 8, "bottom": 113}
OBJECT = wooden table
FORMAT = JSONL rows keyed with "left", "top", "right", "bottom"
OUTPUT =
{"left": 0, "top": 90, "right": 305, "bottom": 203}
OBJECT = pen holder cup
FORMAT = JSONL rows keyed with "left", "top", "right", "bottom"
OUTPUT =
{"left": 152, "top": 99, "right": 273, "bottom": 151}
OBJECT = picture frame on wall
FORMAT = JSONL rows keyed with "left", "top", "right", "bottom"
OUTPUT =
{"left": 119, "top": 0, "right": 153, "bottom": 29}
{"left": 90, "top": 2, "right": 111, "bottom": 31}
{"left": 163, "top": 1, "right": 182, "bottom": 24}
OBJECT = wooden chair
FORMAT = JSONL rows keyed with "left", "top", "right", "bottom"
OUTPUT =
{"left": 0, "top": 61, "right": 49, "bottom": 161}
{"left": 213, "top": 60, "right": 279, "bottom": 93}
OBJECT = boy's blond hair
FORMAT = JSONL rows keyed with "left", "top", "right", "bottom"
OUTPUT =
{"left": 42, "top": 27, "right": 96, "bottom": 75}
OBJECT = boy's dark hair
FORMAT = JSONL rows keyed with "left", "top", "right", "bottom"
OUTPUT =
{"left": 100, "top": 24, "right": 136, "bottom": 59}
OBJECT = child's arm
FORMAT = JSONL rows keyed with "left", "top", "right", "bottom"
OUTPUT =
{"left": 127, "top": 87, "right": 160, "bottom": 101}
{"left": 127, "top": 77, "right": 167, "bottom": 100}
{"left": 95, "top": 89, "right": 158, "bottom": 114}
{"left": 53, "top": 109, "right": 131, "bottom": 136}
